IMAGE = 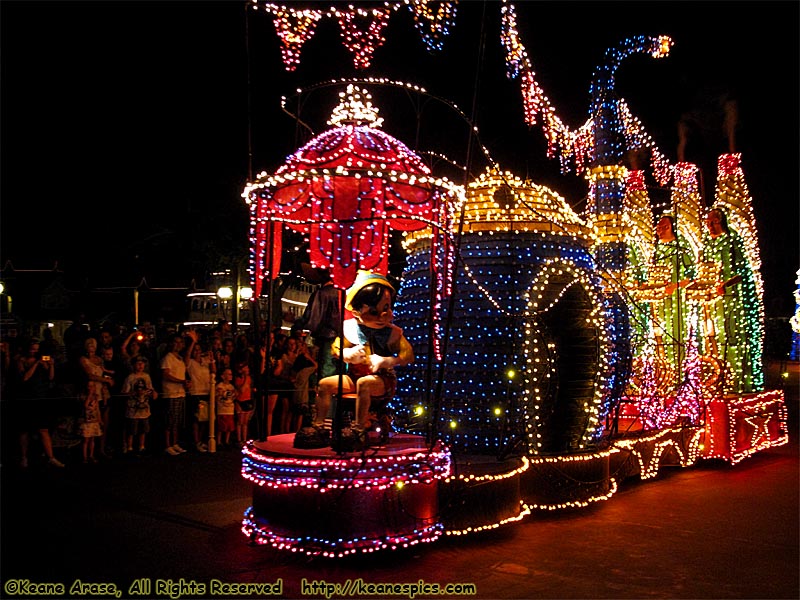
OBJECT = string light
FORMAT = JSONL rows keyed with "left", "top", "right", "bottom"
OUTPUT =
{"left": 241, "top": 442, "right": 451, "bottom": 491}
{"left": 791, "top": 269, "right": 800, "bottom": 360}
{"left": 237, "top": 4, "right": 788, "bottom": 558}
{"left": 405, "top": 0, "right": 458, "bottom": 52}
{"left": 703, "top": 390, "right": 788, "bottom": 464}
{"left": 613, "top": 427, "right": 703, "bottom": 479}
{"left": 394, "top": 170, "right": 607, "bottom": 455}
{"left": 255, "top": 2, "right": 323, "bottom": 71}
{"left": 243, "top": 84, "right": 462, "bottom": 293}
{"left": 239, "top": 441, "right": 450, "bottom": 556}
{"left": 710, "top": 153, "right": 765, "bottom": 392}
{"left": 252, "top": 1, "right": 457, "bottom": 71}
{"left": 243, "top": 507, "right": 444, "bottom": 557}
{"left": 500, "top": 0, "right": 680, "bottom": 190}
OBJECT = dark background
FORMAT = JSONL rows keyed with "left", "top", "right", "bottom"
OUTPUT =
{"left": 1, "top": 1, "right": 797, "bottom": 316}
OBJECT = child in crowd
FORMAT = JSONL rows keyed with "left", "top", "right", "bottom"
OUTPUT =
{"left": 234, "top": 362, "right": 254, "bottom": 446}
{"left": 121, "top": 356, "right": 157, "bottom": 454}
{"left": 215, "top": 367, "right": 236, "bottom": 448}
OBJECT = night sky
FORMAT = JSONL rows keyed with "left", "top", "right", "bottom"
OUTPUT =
{"left": 1, "top": 1, "right": 797, "bottom": 316}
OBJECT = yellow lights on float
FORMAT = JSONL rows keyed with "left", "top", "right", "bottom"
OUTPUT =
{"left": 281, "top": 77, "right": 428, "bottom": 115}
{"left": 461, "top": 167, "right": 587, "bottom": 236}
{"left": 714, "top": 155, "right": 765, "bottom": 301}
{"left": 445, "top": 456, "right": 530, "bottom": 484}
{"left": 585, "top": 164, "right": 626, "bottom": 183}
{"left": 614, "top": 428, "right": 704, "bottom": 480}
{"left": 589, "top": 212, "right": 627, "bottom": 245}
{"left": 527, "top": 480, "right": 618, "bottom": 512}
{"left": 245, "top": 169, "right": 460, "bottom": 203}
{"left": 523, "top": 260, "right": 612, "bottom": 453}
{"left": 445, "top": 502, "right": 532, "bottom": 536}
{"left": 653, "top": 35, "right": 673, "bottom": 58}
{"left": 517, "top": 449, "right": 621, "bottom": 511}
{"left": 442, "top": 457, "right": 533, "bottom": 535}
{"left": 328, "top": 84, "right": 384, "bottom": 128}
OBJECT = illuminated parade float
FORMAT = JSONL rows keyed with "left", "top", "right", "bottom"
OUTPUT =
{"left": 237, "top": 1, "right": 788, "bottom": 557}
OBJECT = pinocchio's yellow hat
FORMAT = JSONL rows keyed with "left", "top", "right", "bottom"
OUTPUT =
{"left": 345, "top": 270, "right": 395, "bottom": 311}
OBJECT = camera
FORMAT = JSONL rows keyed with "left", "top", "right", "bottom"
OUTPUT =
{"left": 41, "top": 356, "right": 51, "bottom": 362}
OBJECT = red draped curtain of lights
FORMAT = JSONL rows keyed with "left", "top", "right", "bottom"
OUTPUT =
{"left": 244, "top": 87, "right": 461, "bottom": 294}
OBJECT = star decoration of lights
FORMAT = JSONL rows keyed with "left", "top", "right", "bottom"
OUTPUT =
{"left": 743, "top": 411, "right": 772, "bottom": 448}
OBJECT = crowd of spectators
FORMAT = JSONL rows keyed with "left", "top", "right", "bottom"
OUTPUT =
{"left": 1, "top": 317, "right": 313, "bottom": 469}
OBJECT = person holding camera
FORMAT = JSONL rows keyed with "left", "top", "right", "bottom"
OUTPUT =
{"left": 16, "top": 338, "right": 64, "bottom": 468}
{"left": 121, "top": 329, "right": 149, "bottom": 373}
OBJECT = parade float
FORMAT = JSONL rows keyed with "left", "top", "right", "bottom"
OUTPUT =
{"left": 236, "top": 1, "right": 788, "bottom": 557}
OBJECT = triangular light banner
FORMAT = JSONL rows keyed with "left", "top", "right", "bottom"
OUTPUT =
{"left": 263, "top": 3, "right": 323, "bottom": 72}
{"left": 408, "top": 0, "right": 458, "bottom": 52}
{"left": 335, "top": 5, "right": 395, "bottom": 70}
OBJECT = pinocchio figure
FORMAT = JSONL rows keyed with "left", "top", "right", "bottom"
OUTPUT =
{"left": 315, "top": 271, "right": 414, "bottom": 434}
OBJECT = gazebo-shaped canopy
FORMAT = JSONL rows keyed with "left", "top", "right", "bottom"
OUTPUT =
{"left": 243, "top": 85, "right": 463, "bottom": 294}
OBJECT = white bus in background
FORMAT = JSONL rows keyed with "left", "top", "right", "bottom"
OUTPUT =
{"left": 184, "top": 280, "right": 313, "bottom": 334}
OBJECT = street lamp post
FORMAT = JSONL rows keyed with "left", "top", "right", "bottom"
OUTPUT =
{"left": 232, "top": 274, "right": 239, "bottom": 333}
{"left": 238, "top": 286, "right": 253, "bottom": 334}
{"left": 217, "top": 284, "right": 253, "bottom": 334}
{"left": 217, "top": 286, "right": 233, "bottom": 325}
{"left": 208, "top": 370, "right": 216, "bottom": 453}
{"left": 0, "top": 281, "right": 11, "bottom": 314}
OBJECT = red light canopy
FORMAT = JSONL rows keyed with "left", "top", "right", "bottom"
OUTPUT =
{"left": 245, "top": 85, "right": 461, "bottom": 293}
